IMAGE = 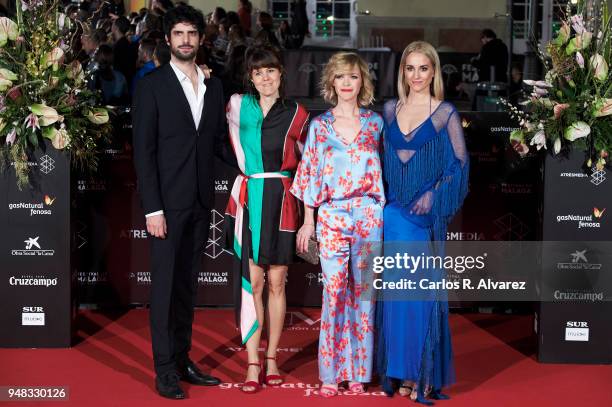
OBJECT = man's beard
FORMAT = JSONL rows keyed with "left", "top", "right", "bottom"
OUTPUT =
{"left": 171, "top": 45, "right": 197, "bottom": 61}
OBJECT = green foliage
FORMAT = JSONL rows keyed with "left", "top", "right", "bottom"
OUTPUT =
{"left": 0, "top": 0, "right": 111, "bottom": 188}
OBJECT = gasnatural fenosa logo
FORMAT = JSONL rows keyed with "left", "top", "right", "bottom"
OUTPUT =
{"left": 556, "top": 207, "right": 606, "bottom": 229}
{"left": 8, "top": 194, "right": 55, "bottom": 216}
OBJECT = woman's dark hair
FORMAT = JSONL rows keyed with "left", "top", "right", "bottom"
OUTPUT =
{"left": 481, "top": 28, "right": 497, "bottom": 39}
{"left": 145, "top": 13, "right": 163, "bottom": 33}
{"left": 143, "top": 30, "right": 165, "bottom": 42}
{"left": 228, "top": 24, "right": 245, "bottom": 42}
{"left": 244, "top": 45, "right": 285, "bottom": 99}
{"left": 254, "top": 28, "right": 281, "bottom": 49}
{"left": 257, "top": 12, "right": 274, "bottom": 30}
{"left": 213, "top": 7, "right": 227, "bottom": 22}
{"left": 239, "top": 0, "right": 253, "bottom": 13}
{"left": 154, "top": 42, "right": 171, "bottom": 66}
{"left": 113, "top": 16, "right": 130, "bottom": 34}
{"left": 226, "top": 11, "right": 241, "bottom": 27}
{"left": 163, "top": 5, "right": 206, "bottom": 39}
{"left": 227, "top": 44, "right": 247, "bottom": 82}
{"left": 159, "top": 0, "right": 174, "bottom": 10}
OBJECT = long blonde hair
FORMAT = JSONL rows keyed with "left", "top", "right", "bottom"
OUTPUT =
{"left": 397, "top": 41, "right": 444, "bottom": 104}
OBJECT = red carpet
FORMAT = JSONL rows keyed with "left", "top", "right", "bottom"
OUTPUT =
{"left": 1, "top": 309, "right": 611, "bottom": 406}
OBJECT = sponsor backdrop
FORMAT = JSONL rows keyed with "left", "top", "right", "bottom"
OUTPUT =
{"left": 0, "top": 141, "right": 75, "bottom": 347}
{"left": 70, "top": 110, "right": 540, "bottom": 309}
{"left": 539, "top": 152, "right": 612, "bottom": 363}
{"left": 9, "top": 112, "right": 609, "bottom": 364}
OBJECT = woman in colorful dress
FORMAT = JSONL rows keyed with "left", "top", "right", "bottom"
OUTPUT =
{"left": 290, "top": 52, "right": 385, "bottom": 397}
{"left": 224, "top": 45, "right": 309, "bottom": 394}
{"left": 376, "top": 41, "right": 469, "bottom": 405}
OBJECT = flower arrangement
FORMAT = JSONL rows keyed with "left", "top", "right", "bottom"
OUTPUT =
{"left": 0, "top": 1, "right": 111, "bottom": 188}
{"left": 505, "top": 0, "right": 611, "bottom": 171}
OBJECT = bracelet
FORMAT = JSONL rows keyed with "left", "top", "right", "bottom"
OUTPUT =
{"left": 303, "top": 223, "right": 315, "bottom": 226}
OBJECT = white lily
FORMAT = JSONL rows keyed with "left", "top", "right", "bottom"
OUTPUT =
{"left": 576, "top": 51, "right": 584, "bottom": 69}
{"left": 5, "top": 127, "right": 16, "bottom": 145}
{"left": 571, "top": 15, "right": 585, "bottom": 34}
{"left": 24, "top": 113, "right": 40, "bottom": 132}
{"left": 523, "top": 80, "right": 553, "bottom": 88}
{"left": 57, "top": 13, "right": 66, "bottom": 30}
{"left": 530, "top": 129, "right": 547, "bottom": 151}
{"left": 553, "top": 138, "right": 561, "bottom": 155}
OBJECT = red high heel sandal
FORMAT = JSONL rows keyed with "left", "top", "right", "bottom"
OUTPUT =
{"left": 241, "top": 362, "right": 263, "bottom": 394}
{"left": 264, "top": 356, "right": 284, "bottom": 386}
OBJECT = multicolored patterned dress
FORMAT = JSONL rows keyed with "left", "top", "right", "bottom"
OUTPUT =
{"left": 224, "top": 93, "right": 309, "bottom": 344}
{"left": 290, "top": 108, "right": 385, "bottom": 384}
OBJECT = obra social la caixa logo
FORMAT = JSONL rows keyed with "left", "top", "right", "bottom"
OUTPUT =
{"left": 22, "top": 306, "right": 45, "bottom": 326}
{"left": 8, "top": 194, "right": 56, "bottom": 216}
{"left": 556, "top": 249, "right": 602, "bottom": 270}
{"left": 11, "top": 236, "right": 54, "bottom": 256}
{"left": 556, "top": 207, "right": 606, "bottom": 229}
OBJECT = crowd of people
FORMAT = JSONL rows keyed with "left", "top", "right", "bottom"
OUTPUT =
{"left": 54, "top": 0, "right": 309, "bottom": 106}
{"left": 130, "top": 3, "right": 469, "bottom": 404}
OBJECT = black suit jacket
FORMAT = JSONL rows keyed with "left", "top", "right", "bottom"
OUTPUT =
{"left": 113, "top": 36, "right": 137, "bottom": 85}
{"left": 474, "top": 38, "right": 508, "bottom": 83}
{"left": 132, "top": 63, "right": 226, "bottom": 214}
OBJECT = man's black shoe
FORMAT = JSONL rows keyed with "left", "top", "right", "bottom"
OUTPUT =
{"left": 155, "top": 372, "right": 186, "bottom": 399}
{"left": 178, "top": 360, "right": 221, "bottom": 386}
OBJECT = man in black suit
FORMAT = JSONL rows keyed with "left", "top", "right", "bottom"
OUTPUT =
{"left": 111, "top": 16, "right": 137, "bottom": 89}
{"left": 472, "top": 28, "right": 509, "bottom": 83}
{"left": 132, "top": 5, "right": 224, "bottom": 400}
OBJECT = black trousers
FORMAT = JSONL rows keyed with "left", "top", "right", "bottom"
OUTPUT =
{"left": 149, "top": 203, "right": 210, "bottom": 376}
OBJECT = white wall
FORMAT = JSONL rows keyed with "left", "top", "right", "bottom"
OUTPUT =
{"left": 187, "top": 0, "right": 508, "bottom": 19}
{"left": 357, "top": 0, "right": 508, "bottom": 18}
{"left": 188, "top": 0, "right": 266, "bottom": 15}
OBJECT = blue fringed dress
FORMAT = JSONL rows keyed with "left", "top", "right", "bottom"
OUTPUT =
{"left": 376, "top": 99, "right": 469, "bottom": 403}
